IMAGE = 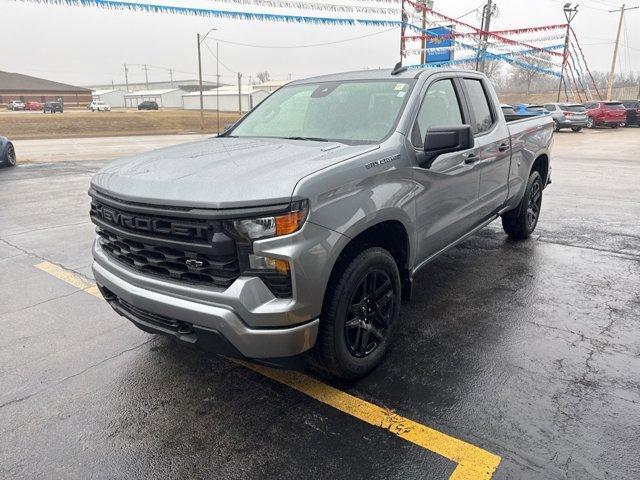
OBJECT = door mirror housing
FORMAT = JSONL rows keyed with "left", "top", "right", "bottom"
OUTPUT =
{"left": 421, "top": 125, "right": 474, "bottom": 168}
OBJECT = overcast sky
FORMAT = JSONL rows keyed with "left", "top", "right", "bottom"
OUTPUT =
{"left": 1, "top": 0, "right": 638, "bottom": 87}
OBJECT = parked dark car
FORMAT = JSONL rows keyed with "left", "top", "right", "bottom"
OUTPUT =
{"left": 1, "top": 136, "right": 16, "bottom": 168}
{"left": 137, "top": 101, "right": 159, "bottom": 110}
{"left": 501, "top": 104, "right": 517, "bottom": 116}
{"left": 621, "top": 100, "right": 639, "bottom": 127}
{"left": 43, "top": 101, "right": 63, "bottom": 114}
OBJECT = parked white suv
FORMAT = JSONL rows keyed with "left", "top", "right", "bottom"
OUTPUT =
{"left": 8, "top": 100, "right": 25, "bottom": 111}
{"left": 88, "top": 100, "right": 111, "bottom": 112}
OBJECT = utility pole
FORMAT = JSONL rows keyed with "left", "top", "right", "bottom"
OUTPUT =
{"left": 478, "top": 0, "right": 496, "bottom": 73}
{"left": 169, "top": 68, "right": 174, "bottom": 88}
{"left": 606, "top": 4, "right": 638, "bottom": 100}
{"left": 557, "top": 3, "right": 579, "bottom": 102}
{"left": 216, "top": 42, "right": 220, "bottom": 134}
{"left": 237, "top": 72, "right": 242, "bottom": 115}
{"left": 123, "top": 63, "right": 130, "bottom": 92}
{"left": 196, "top": 27, "right": 217, "bottom": 132}
{"left": 142, "top": 64, "right": 150, "bottom": 90}
{"left": 197, "top": 33, "right": 205, "bottom": 130}
{"left": 399, "top": 0, "right": 407, "bottom": 63}
{"left": 419, "top": 0, "right": 434, "bottom": 65}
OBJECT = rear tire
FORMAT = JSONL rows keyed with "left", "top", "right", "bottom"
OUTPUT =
{"left": 314, "top": 247, "right": 401, "bottom": 380}
{"left": 502, "top": 171, "right": 543, "bottom": 240}
{"left": 571, "top": 127, "right": 582, "bottom": 132}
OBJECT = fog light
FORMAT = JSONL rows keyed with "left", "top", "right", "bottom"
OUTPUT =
{"left": 248, "top": 254, "right": 290, "bottom": 274}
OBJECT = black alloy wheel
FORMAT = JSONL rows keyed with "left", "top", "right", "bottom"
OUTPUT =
{"left": 344, "top": 269, "right": 395, "bottom": 358}
{"left": 314, "top": 247, "right": 401, "bottom": 379}
{"left": 4, "top": 143, "right": 16, "bottom": 167}
{"left": 526, "top": 179, "right": 542, "bottom": 231}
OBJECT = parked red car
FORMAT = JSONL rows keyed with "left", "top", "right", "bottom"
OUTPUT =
{"left": 584, "top": 100, "right": 627, "bottom": 129}
{"left": 24, "top": 101, "right": 43, "bottom": 111}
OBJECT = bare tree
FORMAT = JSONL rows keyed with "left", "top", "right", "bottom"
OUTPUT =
{"left": 509, "top": 55, "right": 552, "bottom": 94}
{"left": 256, "top": 71, "right": 270, "bottom": 83}
{"left": 484, "top": 61, "right": 506, "bottom": 90}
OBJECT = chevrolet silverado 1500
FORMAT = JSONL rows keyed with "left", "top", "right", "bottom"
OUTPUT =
{"left": 90, "top": 68, "right": 553, "bottom": 379}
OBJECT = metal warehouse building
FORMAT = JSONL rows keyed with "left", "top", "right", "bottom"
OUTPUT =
{"left": 92, "top": 89, "right": 126, "bottom": 108}
{"left": 182, "top": 87, "right": 269, "bottom": 113}
{"left": 124, "top": 88, "right": 185, "bottom": 108}
{"left": 0, "top": 70, "right": 91, "bottom": 107}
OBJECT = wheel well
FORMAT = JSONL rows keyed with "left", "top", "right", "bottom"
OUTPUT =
{"left": 326, "top": 221, "right": 412, "bottom": 304}
{"left": 532, "top": 154, "right": 549, "bottom": 185}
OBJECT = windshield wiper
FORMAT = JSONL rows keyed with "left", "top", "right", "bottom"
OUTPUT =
{"left": 282, "top": 136, "right": 329, "bottom": 142}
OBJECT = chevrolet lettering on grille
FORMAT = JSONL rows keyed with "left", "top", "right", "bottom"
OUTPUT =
{"left": 91, "top": 202, "right": 209, "bottom": 241}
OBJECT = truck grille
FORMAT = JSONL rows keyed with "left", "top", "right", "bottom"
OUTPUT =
{"left": 90, "top": 193, "right": 292, "bottom": 298}
{"left": 97, "top": 228, "right": 239, "bottom": 288}
{"left": 91, "top": 196, "right": 240, "bottom": 289}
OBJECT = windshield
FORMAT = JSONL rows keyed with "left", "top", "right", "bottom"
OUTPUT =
{"left": 562, "top": 105, "right": 586, "bottom": 112}
{"left": 229, "top": 80, "right": 415, "bottom": 144}
{"left": 604, "top": 102, "right": 625, "bottom": 110}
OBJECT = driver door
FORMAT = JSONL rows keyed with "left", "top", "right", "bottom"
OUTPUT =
{"left": 411, "top": 77, "right": 483, "bottom": 264}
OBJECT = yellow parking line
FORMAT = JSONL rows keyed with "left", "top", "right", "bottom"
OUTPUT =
{"left": 35, "top": 261, "right": 103, "bottom": 299}
{"left": 35, "top": 260, "right": 501, "bottom": 479}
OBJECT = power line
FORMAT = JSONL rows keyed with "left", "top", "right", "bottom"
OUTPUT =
{"left": 208, "top": 27, "right": 397, "bottom": 49}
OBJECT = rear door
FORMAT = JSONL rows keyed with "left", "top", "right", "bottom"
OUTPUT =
{"left": 459, "top": 76, "right": 511, "bottom": 218}
{"left": 411, "top": 74, "right": 483, "bottom": 262}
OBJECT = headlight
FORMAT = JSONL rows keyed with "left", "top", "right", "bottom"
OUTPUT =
{"left": 233, "top": 200, "right": 308, "bottom": 241}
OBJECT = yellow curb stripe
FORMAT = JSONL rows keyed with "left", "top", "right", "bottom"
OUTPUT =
{"left": 34, "top": 261, "right": 103, "bottom": 299}
{"left": 35, "top": 261, "right": 501, "bottom": 479}
{"left": 236, "top": 360, "right": 501, "bottom": 479}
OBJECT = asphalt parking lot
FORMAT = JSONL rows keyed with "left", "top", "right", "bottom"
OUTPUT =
{"left": 1, "top": 128, "right": 639, "bottom": 479}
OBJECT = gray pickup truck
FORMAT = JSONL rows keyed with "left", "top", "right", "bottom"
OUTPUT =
{"left": 90, "top": 68, "right": 553, "bottom": 379}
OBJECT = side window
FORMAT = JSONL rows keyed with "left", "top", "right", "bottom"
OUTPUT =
{"left": 463, "top": 78, "right": 494, "bottom": 135}
{"left": 411, "top": 79, "right": 463, "bottom": 148}
{"left": 544, "top": 104, "right": 556, "bottom": 111}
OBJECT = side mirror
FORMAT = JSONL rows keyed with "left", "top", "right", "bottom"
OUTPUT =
{"left": 421, "top": 125, "right": 474, "bottom": 168}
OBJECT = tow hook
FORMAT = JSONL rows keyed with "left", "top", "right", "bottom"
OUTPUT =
{"left": 177, "top": 322, "right": 194, "bottom": 335}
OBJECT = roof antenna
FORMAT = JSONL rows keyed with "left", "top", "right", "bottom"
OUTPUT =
{"left": 391, "top": 61, "right": 408, "bottom": 76}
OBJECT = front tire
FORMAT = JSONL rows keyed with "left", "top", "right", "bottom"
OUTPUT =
{"left": 2, "top": 142, "right": 16, "bottom": 168}
{"left": 315, "top": 247, "right": 401, "bottom": 380}
{"left": 502, "top": 171, "right": 543, "bottom": 240}
{"left": 587, "top": 117, "right": 595, "bottom": 129}
{"left": 553, "top": 120, "right": 560, "bottom": 132}
{"left": 571, "top": 126, "right": 582, "bottom": 132}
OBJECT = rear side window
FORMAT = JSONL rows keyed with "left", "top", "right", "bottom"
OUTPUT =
{"left": 411, "top": 79, "right": 463, "bottom": 148}
{"left": 544, "top": 104, "right": 556, "bottom": 111}
{"left": 463, "top": 79, "right": 494, "bottom": 134}
{"left": 604, "top": 102, "right": 625, "bottom": 110}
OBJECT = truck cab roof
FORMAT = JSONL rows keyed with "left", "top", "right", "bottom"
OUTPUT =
{"left": 287, "top": 68, "right": 479, "bottom": 85}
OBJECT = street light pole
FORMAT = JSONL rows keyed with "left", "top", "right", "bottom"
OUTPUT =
{"left": 196, "top": 27, "right": 217, "bottom": 132}
{"left": 557, "top": 3, "right": 578, "bottom": 102}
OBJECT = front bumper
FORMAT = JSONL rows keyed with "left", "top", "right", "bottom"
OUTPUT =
{"left": 93, "top": 246, "right": 319, "bottom": 359}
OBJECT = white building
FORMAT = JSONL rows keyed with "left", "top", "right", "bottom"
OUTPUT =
{"left": 182, "top": 87, "right": 269, "bottom": 113}
{"left": 253, "top": 80, "right": 288, "bottom": 92}
{"left": 124, "top": 88, "right": 185, "bottom": 108}
{"left": 92, "top": 89, "right": 126, "bottom": 108}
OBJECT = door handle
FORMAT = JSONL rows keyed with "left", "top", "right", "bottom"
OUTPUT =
{"left": 498, "top": 143, "right": 510, "bottom": 152}
{"left": 464, "top": 153, "right": 480, "bottom": 164}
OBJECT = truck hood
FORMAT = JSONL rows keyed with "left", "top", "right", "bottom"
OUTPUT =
{"left": 90, "top": 136, "right": 378, "bottom": 209}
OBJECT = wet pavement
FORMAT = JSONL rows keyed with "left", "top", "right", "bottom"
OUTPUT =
{"left": 1, "top": 129, "right": 639, "bottom": 479}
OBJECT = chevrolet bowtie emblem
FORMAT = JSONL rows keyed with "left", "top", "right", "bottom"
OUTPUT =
{"left": 185, "top": 259, "right": 205, "bottom": 269}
